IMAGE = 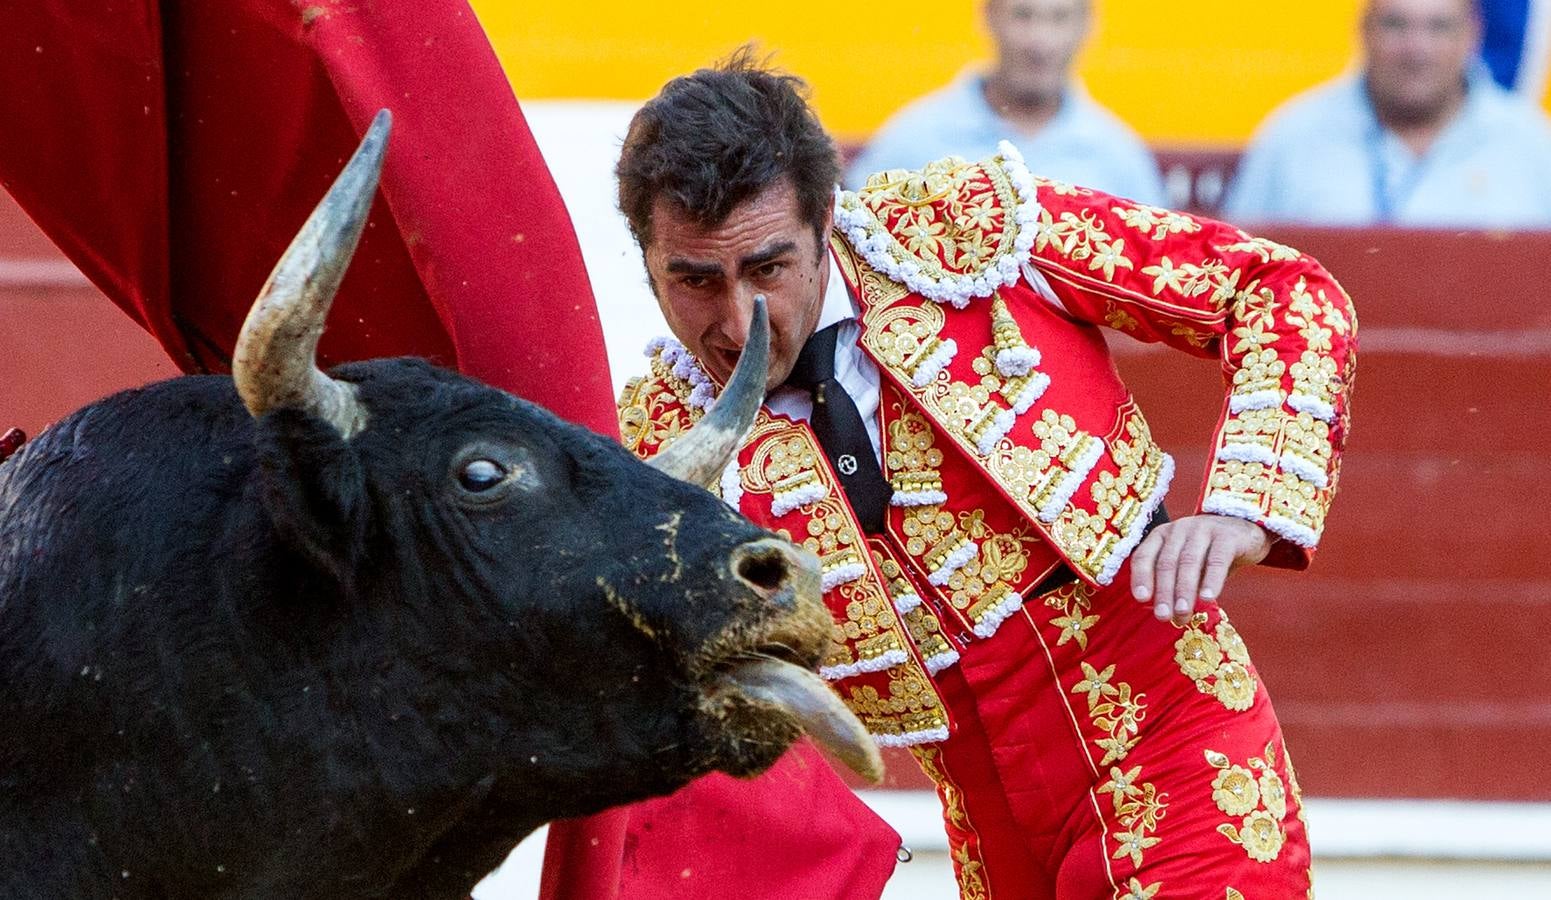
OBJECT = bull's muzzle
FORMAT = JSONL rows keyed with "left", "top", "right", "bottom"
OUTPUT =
{"left": 716, "top": 536, "right": 885, "bottom": 784}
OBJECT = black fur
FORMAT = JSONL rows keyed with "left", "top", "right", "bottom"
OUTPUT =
{"left": 0, "top": 359, "right": 793, "bottom": 898}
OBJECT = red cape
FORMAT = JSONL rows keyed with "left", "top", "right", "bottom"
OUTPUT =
{"left": 544, "top": 743, "right": 900, "bottom": 900}
{"left": 0, "top": 3, "right": 900, "bottom": 896}
{"left": 0, "top": 0, "right": 614, "bottom": 433}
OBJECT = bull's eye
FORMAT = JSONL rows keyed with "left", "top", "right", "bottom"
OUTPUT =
{"left": 449, "top": 444, "right": 535, "bottom": 508}
{"left": 458, "top": 459, "right": 507, "bottom": 492}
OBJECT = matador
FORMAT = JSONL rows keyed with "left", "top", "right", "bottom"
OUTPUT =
{"left": 608, "top": 54, "right": 1355, "bottom": 899}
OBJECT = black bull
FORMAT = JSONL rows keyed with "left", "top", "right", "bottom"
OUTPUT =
{"left": 0, "top": 111, "right": 879, "bottom": 899}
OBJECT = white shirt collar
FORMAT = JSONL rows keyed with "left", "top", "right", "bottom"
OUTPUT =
{"left": 815, "top": 251, "right": 858, "bottom": 329}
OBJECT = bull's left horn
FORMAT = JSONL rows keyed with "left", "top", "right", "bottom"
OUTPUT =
{"left": 233, "top": 109, "right": 392, "bottom": 438}
{"left": 649, "top": 297, "right": 769, "bottom": 487}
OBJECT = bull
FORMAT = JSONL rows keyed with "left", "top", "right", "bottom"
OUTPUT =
{"left": 0, "top": 111, "right": 880, "bottom": 899}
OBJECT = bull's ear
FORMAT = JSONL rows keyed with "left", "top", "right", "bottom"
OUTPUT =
{"left": 255, "top": 408, "right": 368, "bottom": 587}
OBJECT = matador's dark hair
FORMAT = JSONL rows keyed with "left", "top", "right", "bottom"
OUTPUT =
{"left": 616, "top": 46, "right": 841, "bottom": 249}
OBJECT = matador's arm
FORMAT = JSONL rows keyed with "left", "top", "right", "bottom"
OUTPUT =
{"left": 1020, "top": 179, "right": 1358, "bottom": 569}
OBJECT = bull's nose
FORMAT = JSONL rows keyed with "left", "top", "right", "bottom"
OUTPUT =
{"left": 730, "top": 538, "right": 820, "bottom": 609}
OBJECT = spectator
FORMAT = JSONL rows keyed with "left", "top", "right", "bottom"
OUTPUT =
{"left": 1225, "top": 0, "right": 1551, "bottom": 228}
{"left": 845, "top": 0, "right": 1164, "bottom": 205}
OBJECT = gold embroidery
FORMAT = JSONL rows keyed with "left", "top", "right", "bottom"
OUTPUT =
{"left": 1033, "top": 205, "right": 1135, "bottom": 282}
{"left": 1033, "top": 175, "right": 1093, "bottom": 197}
{"left": 1118, "top": 879, "right": 1162, "bottom": 900}
{"left": 1205, "top": 272, "right": 1355, "bottom": 546}
{"left": 1174, "top": 612, "right": 1258, "bottom": 712}
{"left": 864, "top": 301, "right": 956, "bottom": 389}
{"left": 1217, "top": 235, "right": 1301, "bottom": 263}
{"left": 856, "top": 259, "right": 1177, "bottom": 587}
{"left": 1105, "top": 304, "right": 1141, "bottom": 333}
{"left": 1208, "top": 743, "right": 1288, "bottom": 863}
{"left": 616, "top": 376, "right": 650, "bottom": 451}
{"left": 884, "top": 405, "right": 947, "bottom": 500}
{"left": 739, "top": 417, "right": 899, "bottom": 677}
{"left": 990, "top": 293, "right": 1038, "bottom": 362}
{"left": 1114, "top": 203, "right": 1203, "bottom": 240}
{"left": 1168, "top": 321, "right": 1214, "bottom": 349}
{"left": 883, "top": 405, "right": 1038, "bottom": 634}
{"left": 845, "top": 672, "right": 950, "bottom": 741}
{"left": 1072, "top": 662, "right": 1148, "bottom": 767}
{"left": 1139, "top": 256, "right": 1240, "bottom": 308}
{"left": 987, "top": 409, "right": 1101, "bottom": 518}
{"left": 744, "top": 432, "right": 825, "bottom": 509}
{"left": 901, "top": 506, "right": 964, "bottom": 567}
{"left": 1044, "top": 580, "right": 1099, "bottom": 650}
{"left": 616, "top": 353, "right": 704, "bottom": 458}
{"left": 1047, "top": 408, "right": 1168, "bottom": 583}
{"left": 947, "top": 511, "right": 1034, "bottom": 606}
{"left": 857, "top": 156, "right": 1024, "bottom": 284}
{"left": 873, "top": 549, "right": 956, "bottom": 665}
{"left": 1097, "top": 763, "right": 1168, "bottom": 868}
{"left": 1226, "top": 890, "right": 1247, "bottom": 900}
{"left": 912, "top": 746, "right": 988, "bottom": 900}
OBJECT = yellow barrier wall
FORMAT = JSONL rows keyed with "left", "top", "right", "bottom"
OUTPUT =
{"left": 473, "top": 0, "right": 1374, "bottom": 145}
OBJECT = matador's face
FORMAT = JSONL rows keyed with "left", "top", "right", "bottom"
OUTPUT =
{"left": 643, "top": 179, "right": 831, "bottom": 393}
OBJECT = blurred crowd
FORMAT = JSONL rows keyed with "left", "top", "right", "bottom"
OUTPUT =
{"left": 847, "top": 0, "right": 1551, "bottom": 229}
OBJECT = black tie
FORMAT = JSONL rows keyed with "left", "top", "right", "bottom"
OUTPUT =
{"left": 786, "top": 323, "right": 893, "bottom": 534}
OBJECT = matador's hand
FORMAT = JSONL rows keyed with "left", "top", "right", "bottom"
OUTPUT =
{"left": 1129, "top": 514, "right": 1272, "bottom": 624}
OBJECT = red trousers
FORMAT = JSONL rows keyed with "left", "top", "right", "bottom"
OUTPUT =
{"left": 914, "top": 574, "right": 1314, "bottom": 899}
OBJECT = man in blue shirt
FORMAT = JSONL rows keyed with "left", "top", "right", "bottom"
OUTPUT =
{"left": 1225, "top": 0, "right": 1551, "bottom": 228}
{"left": 845, "top": 0, "right": 1165, "bottom": 205}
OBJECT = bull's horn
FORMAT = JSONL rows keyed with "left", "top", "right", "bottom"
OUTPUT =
{"left": 648, "top": 296, "right": 768, "bottom": 487}
{"left": 232, "top": 108, "right": 392, "bottom": 438}
{"left": 718, "top": 657, "right": 884, "bottom": 784}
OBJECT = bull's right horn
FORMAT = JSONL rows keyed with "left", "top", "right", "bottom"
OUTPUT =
{"left": 649, "top": 297, "right": 769, "bottom": 487}
{"left": 232, "top": 109, "right": 392, "bottom": 439}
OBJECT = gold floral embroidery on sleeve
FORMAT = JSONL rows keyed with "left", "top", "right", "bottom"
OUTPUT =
{"left": 1173, "top": 612, "right": 1258, "bottom": 712}
{"left": 1207, "top": 743, "right": 1289, "bottom": 863}
{"left": 1114, "top": 203, "right": 1203, "bottom": 239}
{"left": 1033, "top": 206, "right": 1135, "bottom": 281}
{"left": 1217, "top": 235, "right": 1302, "bottom": 262}
{"left": 1204, "top": 275, "right": 1354, "bottom": 549}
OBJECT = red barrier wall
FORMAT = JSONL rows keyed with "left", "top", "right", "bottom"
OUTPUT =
{"left": 3, "top": 192, "right": 1548, "bottom": 801}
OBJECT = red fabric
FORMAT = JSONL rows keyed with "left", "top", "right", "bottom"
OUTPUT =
{"left": 0, "top": 6, "right": 896, "bottom": 896}
{"left": 0, "top": 428, "right": 24, "bottom": 463}
{"left": 0, "top": 0, "right": 616, "bottom": 434}
{"left": 543, "top": 744, "right": 900, "bottom": 900}
{"left": 916, "top": 583, "right": 1313, "bottom": 898}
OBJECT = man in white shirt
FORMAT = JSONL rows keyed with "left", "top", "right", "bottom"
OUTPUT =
{"left": 1225, "top": 0, "right": 1551, "bottom": 228}
{"left": 846, "top": 0, "right": 1165, "bottom": 205}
